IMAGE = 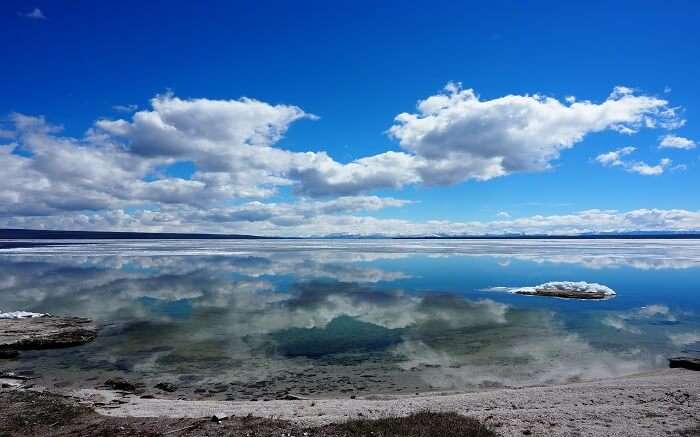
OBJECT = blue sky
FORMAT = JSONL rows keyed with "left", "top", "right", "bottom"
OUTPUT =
{"left": 1, "top": 1, "right": 699, "bottom": 235}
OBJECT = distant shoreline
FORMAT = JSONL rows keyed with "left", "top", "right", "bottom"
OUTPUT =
{"left": 391, "top": 234, "right": 700, "bottom": 240}
{"left": 0, "top": 228, "right": 275, "bottom": 240}
{"left": 1, "top": 228, "right": 700, "bottom": 241}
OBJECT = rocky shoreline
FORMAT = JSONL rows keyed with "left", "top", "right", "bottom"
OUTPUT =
{"left": 0, "top": 315, "right": 98, "bottom": 358}
{"left": 0, "top": 390, "right": 495, "bottom": 437}
{"left": 2, "top": 315, "right": 699, "bottom": 435}
{"left": 1, "top": 368, "right": 697, "bottom": 436}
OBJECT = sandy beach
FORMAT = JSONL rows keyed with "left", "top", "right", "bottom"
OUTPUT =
{"left": 58, "top": 368, "right": 698, "bottom": 436}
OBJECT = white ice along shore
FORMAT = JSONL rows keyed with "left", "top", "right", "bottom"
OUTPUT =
{"left": 0, "top": 310, "right": 48, "bottom": 319}
{"left": 511, "top": 281, "right": 616, "bottom": 299}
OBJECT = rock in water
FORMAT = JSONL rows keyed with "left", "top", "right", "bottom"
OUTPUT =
{"left": 155, "top": 382, "right": 178, "bottom": 392}
{"left": 105, "top": 377, "right": 137, "bottom": 392}
{"left": 669, "top": 356, "right": 700, "bottom": 371}
{"left": 511, "top": 281, "right": 616, "bottom": 299}
{"left": 0, "top": 316, "right": 97, "bottom": 351}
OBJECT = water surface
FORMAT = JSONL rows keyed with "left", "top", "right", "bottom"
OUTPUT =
{"left": 1, "top": 239, "right": 698, "bottom": 399}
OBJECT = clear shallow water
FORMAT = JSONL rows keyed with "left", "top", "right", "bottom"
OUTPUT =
{"left": 0, "top": 239, "right": 699, "bottom": 399}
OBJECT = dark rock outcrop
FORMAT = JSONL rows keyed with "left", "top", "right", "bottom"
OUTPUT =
{"left": 669, "top": 356, "right": 700, "bottom": 371}
{"left": 105, "top": 377, "right": 136, "bottom": 392}
{"left": 0, "top": 316, "right": 97, "bottom": 353}
{"left": 155, "top": 382, "right": 178, "bottom": 392}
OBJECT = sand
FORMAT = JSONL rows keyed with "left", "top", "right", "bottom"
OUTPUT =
{"left": 70, "top": 368, "right": 699, "bottom": 436}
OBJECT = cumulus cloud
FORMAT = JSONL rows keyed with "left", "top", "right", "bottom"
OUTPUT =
{"left": 389, "top": 83, "right": 682, "bottom": 184}
{"left": 596, "top": 147, "right": 672, "bottom": 176}
{"left": 2, "top": 205, "right": 700, "bottom": 237}
{"left": 659, "top": 134, "right": 696, "bottom": 150}
{"left": 627, "top": 158, "right": 672, "bottom": 176}
{"left": 96, "top": 93, "right": 311, "bottom": 160}
{"left": 88, "top": 93, "right": 419, "bottom": 199}
{"left": 0, "top": 85, "right": 694, "bottom": 234}
{"left": 175, "top": 196, "right": 412, "bottom": 228}
{"left": 289, "top": 151, "right": 421, "bottom": 197}
{"left": 595, "top": 146, "right": 636, "bottom": 167}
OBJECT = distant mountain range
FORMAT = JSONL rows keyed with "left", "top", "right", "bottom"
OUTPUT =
{"left": 1, "top": 228, "right": 699, "bottom": 240}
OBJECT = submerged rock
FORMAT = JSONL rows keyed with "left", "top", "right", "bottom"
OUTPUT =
{"left": 105, "top": 377, "right": 136, "bottom": 392}
{"left": 0, "top": 316, "right": 97, "bottom": 351}
{"left": 511, "top": 281, "right": 616, "bottom": 300}
{"left": 155, "top": 382, "right": 178, "bottom": 392}
{"left": 669, "top": 356, "right": 700, "bottom": 371}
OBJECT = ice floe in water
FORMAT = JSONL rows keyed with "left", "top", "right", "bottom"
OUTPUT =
{"left": 0, "top": 310, "right": 48, "bottom": 319}
{"left": 482, "top": 281, "right": 616, "bottom": 299}
{"left": 511, "top": 281, "right": 616, "bottom": 299}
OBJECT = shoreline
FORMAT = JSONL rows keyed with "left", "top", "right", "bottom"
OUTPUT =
{"left": 7, "top": 368, "right": 691, "bottom": 436}
{"left": 1, "top": 364, "right": 698, "bottom": 435}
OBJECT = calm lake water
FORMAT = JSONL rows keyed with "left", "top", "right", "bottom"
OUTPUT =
{"left": 1, "top": 239, "right": 699, "bottom": 400}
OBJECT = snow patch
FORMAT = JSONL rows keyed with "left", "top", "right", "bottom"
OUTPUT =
{"left": 481, "top": 281, "right": 615, "bottom": 298}
{"left": 488, "top": 281, "right": 618, "bottom": 300}
{"left": 0, "top": 310, "right": 48, "bottom": 319}
{"left": 512, "top": 281, "right": 615, "bottom": 297}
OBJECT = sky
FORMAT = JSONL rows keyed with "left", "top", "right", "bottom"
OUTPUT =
{"left": 1, "top": 0, "right": 700, "bottom": 236}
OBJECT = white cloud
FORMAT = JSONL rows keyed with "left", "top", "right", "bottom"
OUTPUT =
{"left": 2, "top": 206, "right": 700, "bottom": 237}
{"left": 0, "top": 86, "right": 695, "bottom": 235}
{"left": 596, "top": 146, "right": 636, "bottom": 167}
{"left": 496, "top": 211, "right": 511, "bottom": 218}
{"left": 18, "top": 8, "right": 46, "bottom": 19}
{"left": 288, "top": 150, "right": 422, "bottom": 197}
{"left": 4, "top": 86, "right": 684, "bottom": 212}
{"left": 627, "top": 158, "right": 672, "bottom": 176}
{"left": 596, "top": 147, "right": 672, "bottom": 176}
{"left": 96, "top": 93, "right": 311, "bottom": 160}
{"left": 389, "top": 83, "right": 683, "bottom": 185}
{"left": 659, "top": 134, "right": 696, "bottom": 150}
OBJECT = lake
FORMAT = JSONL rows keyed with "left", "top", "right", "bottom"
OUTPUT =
{"left": 1, "top": 239, "right": 699, "bottom": 400}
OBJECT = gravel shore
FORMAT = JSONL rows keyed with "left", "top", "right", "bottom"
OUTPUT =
{"left": 72, "top": 368, "right": 699, "bottom": 436}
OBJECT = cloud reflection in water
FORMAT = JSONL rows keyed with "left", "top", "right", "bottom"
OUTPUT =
{"left": 0, "top": 239, "right": 698, "bottom": 394}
